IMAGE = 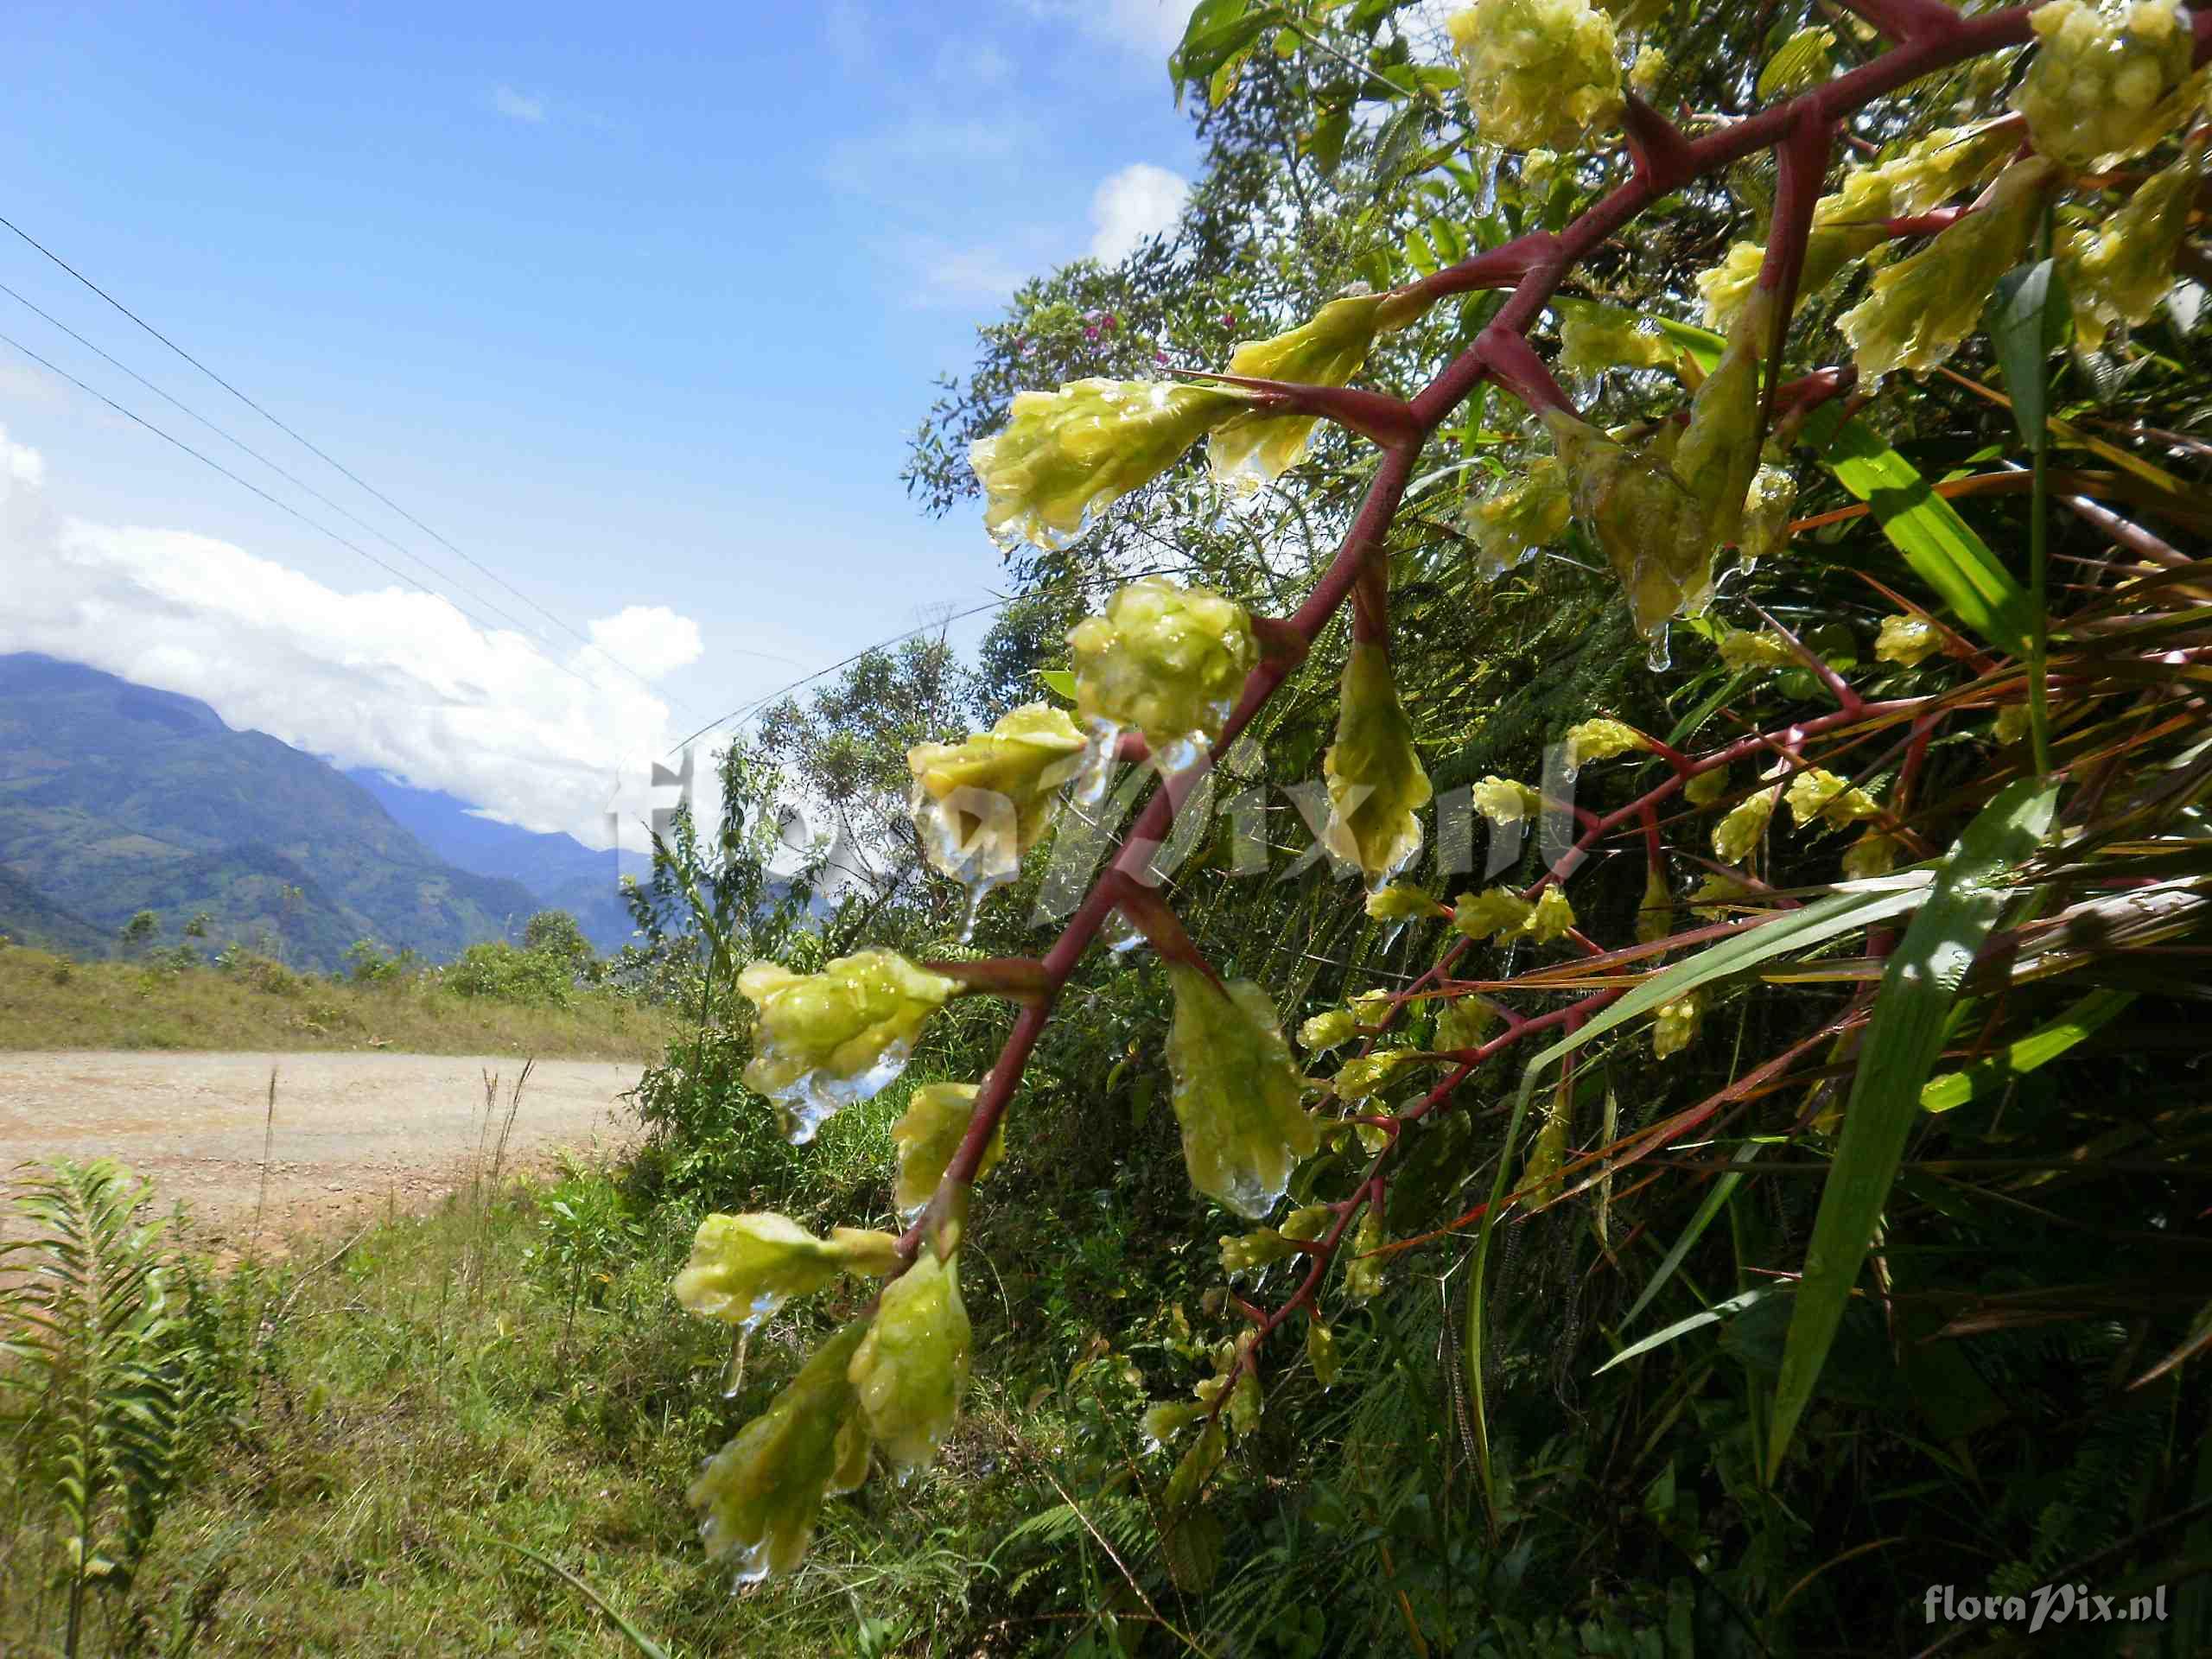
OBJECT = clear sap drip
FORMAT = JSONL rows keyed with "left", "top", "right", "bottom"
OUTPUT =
{"left": 1102, "top": 910, "right": 1147, "bottom": 955}
{"left": 772, "top": 1040, "right": 914, "bottom": 1145}
{"left": 1073, "top": 716, "right": 1122, "bottom": 808}
{"left": 911, "top": 781, "right": 1016, "bottom": 942}
{"left": 722, "top": 1327, "right": 753, "bottom": 1397}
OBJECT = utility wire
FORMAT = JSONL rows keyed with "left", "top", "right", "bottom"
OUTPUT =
{"left": 0, "top": 326, "right": 612, "bottom": 694}
{"left": 0, "top": 276, "right": 576, "bottom": 661}
{"left": 664, "top": 562, "right": 1198, "bottom": 755}
{"left": 0, "top": 213, "right": 689, "bottom": 708}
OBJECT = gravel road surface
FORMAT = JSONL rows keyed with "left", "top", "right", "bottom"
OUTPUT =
{"left": 0, "top": 1052, "right": 642, "bottom": 1254}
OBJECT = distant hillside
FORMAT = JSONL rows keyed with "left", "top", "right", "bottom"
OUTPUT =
{"left": 0, "top": 653, "right": 543, "bottom": 970}
{"left": 0, "top": 863, "right": 110, "bottom": 957}
{"left": 346, "top": 769, "right": 645, "bottom": 955}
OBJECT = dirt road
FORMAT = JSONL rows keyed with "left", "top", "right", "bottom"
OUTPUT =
{"left": 0, "top": 1052, "right": 642, "bottom": 1253}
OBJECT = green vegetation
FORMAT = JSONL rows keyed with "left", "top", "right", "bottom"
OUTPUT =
{"left": 0, "top": 928, "right": 676, "bottom": 1059}
{"left": 9, "top": 0, "right": 2212, "bottom": 1652}
{"left": 0, "top": 654, "right": 550, "bottom": 973}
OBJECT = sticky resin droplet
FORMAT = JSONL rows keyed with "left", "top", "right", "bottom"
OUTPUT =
{"left": 1074, "top": 715, "right": 1123, "bottom": 808}
{"left": 1150, "top": 728, "right": 1211, "bottom": 781}
{"left": 772, "top": 1041, "right": 915, "bottom": 1145}
{"left": 1102, "top": 910, "right": 1147, "bottom": 955}
{"left": 722, "top": 1328, "right": 753, "bottom": 1398}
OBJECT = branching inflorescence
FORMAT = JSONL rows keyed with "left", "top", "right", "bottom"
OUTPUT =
{"left": 672, "top": 0, "right": 2212, "bottom": 1580}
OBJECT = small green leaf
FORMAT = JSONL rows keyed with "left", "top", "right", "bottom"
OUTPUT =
{"left": 1766, "top": 778, "right": 2057, "bottom": 1479}
{"left": 1619, "top": 1139, "right": 1767, "bottom": 1331}
{"left": 1808, "top": 408, "right": 2035, "bottom": 659}
{"left": 1038, "top": 669, "right": 1077, "bottom": 702}
{"left": 1921, "top": 988, "right": 2133, "bottom": 1111}
{"left": 1651, "top": 315, "right": 1726, "bottom": 372}
{"left": 1987, "top": 258, "right": 2071, "bottom": 454}
{"left": 1171, "top": 2, "right": 1283, "bottom": 96}
{"left": 1302, "top": 105, "right": 1352, "bottom": 177}
{"left": 1598, "top": 1284, "right": 1787, "bottom": 1375}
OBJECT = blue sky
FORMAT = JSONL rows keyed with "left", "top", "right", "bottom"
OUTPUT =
{"left": 0, "top": 0, "right": 1203, "bottom": 840}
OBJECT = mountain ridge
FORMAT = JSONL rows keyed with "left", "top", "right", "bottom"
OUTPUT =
{"left": 0, "top": 653, "right": 552, "bottom": 969}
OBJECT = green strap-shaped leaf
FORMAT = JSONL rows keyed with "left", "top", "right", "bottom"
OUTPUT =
{"left": 1618, "top": 1138, "right": 1768, "bottom": 1332}
{"left": 1920, "top": 988, "right": 2133, "bottom": 1112}
{"left": 1808, "top": 408, "right": 2035, "bottom": 659}
{"left": 1597, "top": 1283, "right": 1787, "bottom": 1375}
{"left": 1986, "top": 258, "right": 2071, "bottom": 455}
{"left": 1524, "top": 873, "right": 1936, "bottom": 1076}
{"left": 1468, "top": 874, "right": 1933, "bottom": 1519}
{"left": 1765, "top": 778, "right": 2057, "bottom": 1479}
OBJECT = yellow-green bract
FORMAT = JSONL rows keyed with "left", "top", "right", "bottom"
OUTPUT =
{"left": 1471, "top": 775, "right": 1544, "bottom": 824}
{"left": 1365, "top": 882, "right": 1439, "bottom": 923}
{"left": 1843, "top": 829, "right": 1904, "bottom": 879}
{"left": 1674, "top": 288, "right": 1772, "bottom": 551}
{"left": 1874, "top": 613, "right": 1943, "bottom": 666}
{"left": 969, "top": 378, "right": 1241, "bottom": 550}
{"left": 1209, "top": 289, "right": 1427, "bottom": 490}
{"left": 672, "top": 1212, "right": 900, "bottom": 1331}
{"left": 1545, "top": 411, "right": 1717, "bottom": 645}
{"left": 888, "top": 1082, "right": 1006, "bottom": 1223}
{"left": 1840, "top": 157, "right": 2064, "bottom": 382}
{"left": 1652, "top": 990, "right": 1703, "bottom": 1058}
{"left": 1561, "top": 716, "right": 1648, "bottom": 771}
{"left": 739, "top": 950, "right": 960, "bottom": 1142}
{"left": 1719, "top": 631, "right": 1796, "bottom": 671}
{"left": 848, "top": 1245, "right": 971, "bottom": 1477}
{"left": 2014, "top": 0, "right": 2200, "bottom": 168}
{"left": 1453, "top": 886, "right": 1535, "bottom": 941}
{"left": 688, "top": 1319, "right": 870, "bottom": 1584}
{"left": 1697, "top": 122, "right": 2019, "bottom": 327}
{"left": 1322, "top": 641, "right": 1433, "bottom": 884}
{"left": 1299, "top": 1008, "right": 1357, "bottom": 1052}
{"left": 1067, "top": 576, "right": 1258, "bottom": 758}
{"left": 1713, "top": 792, "right": 1777, "bottom": 863}
{"left": 906, "top": 703, "right": 1087, "bottom": 895}
{"left": 1463, "top": 456, "right": 1573, "bottom": 578}
{"left": 1447, "top": 0, "right": 1624, "bottom": 151}
{"left": 1785, "top": 768, "right": 1882, "bottom": 830}
{"left": 1555, "top": 300, "right": 1673, "bottom": 377}
{"left": 1164, "top": 963, "right": 1319, "bottom": 1218}
{"left": 1739, "top": 465, "right": 1797, "bottom": 564}
{"left": 2065, "top": 143, "right": 2208, "bottom": 339}
{"left": 1522, "top": 885, "right": 1578, "bottom": 944}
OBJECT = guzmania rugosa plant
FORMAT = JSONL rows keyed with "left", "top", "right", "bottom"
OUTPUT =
{"left": 671, "top": 0, "right": 2212, "bottom": 1585}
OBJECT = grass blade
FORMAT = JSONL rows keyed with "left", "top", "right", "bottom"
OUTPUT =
{"left": 1523, "top": 874, "right": 1935, "bottom": 1077}
{"left": 484, "top": 1537, "right": 673, "bottom": 1659}
{"left": 1920, "top": 988, "right": 2133, "bottom": 1112}
{"left": 1619, "top": 1138, "right": 1768, "bottom": 1331}
{"left": 1765, "top": 778, "right": 2057, "bottom": 1480}
{"left": 1808, "top": 409, "right": 2034, "bottom": 658}
{"left": 1597, "top": 1283, "right": 1786, "bottom": 1375}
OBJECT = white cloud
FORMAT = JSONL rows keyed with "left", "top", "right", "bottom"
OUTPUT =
{"left": 587, "top": 605, "right": 702, "bottom": 680}
{"left": 0, "top": 427, "right": 710, "bottom": 852}
{"left": 901, "top": 237, "right": 1039, "bottom": 307}
{"left": 1089, "top": 162, "right": 1190, "bottom": 262}
{"left": 491, "top": 85, "right": 547, "bottom": 124}
{"left": 1017, "top": 0, "right": 1189, "bottom": 57}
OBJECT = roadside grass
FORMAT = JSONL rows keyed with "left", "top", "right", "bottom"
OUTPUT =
{"left": 0, "top": 945, "right": 677, "bottom": 1059}
{"left": 2, "top": 1124, "right": 1109, "bottom": 1657}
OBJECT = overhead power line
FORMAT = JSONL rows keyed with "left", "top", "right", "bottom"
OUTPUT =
{"left": 664, "top": 563, "right": 1198, "bottom": 757}
{"left": 0, "top": 276, "right": 578, "bottom": 662}
{"left": 0, "top": 212, "right": 690, "bottom": 709}
{"left": 0, "top": 325, "right": 613, "bottom": 694}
